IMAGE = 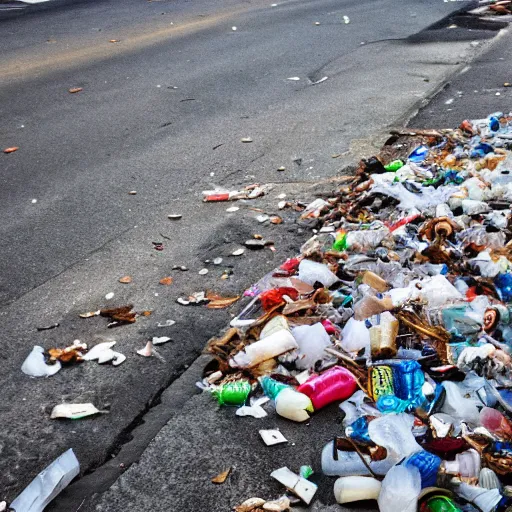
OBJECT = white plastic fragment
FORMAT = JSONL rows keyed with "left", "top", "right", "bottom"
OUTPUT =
{"left": 270, "top": 467, "right": 317, "bottom": 504}
{"left": 287, "top": 77, "right": 300, "bottom": 81}
{"left": 259, "top": 429, "right": 288, "bottom": 446}
{"left": 343, "top": 15, "right": 350, "bottom": 23}
{"left": 10, "top": 448, "right": 80, "bottom": 512}
{"left": 236, "top": 397, "right": 269, "bottom": 418}
{"left": 82, "top": 341, "right": 117, "bottom": 361}
{"left": 21, "top": 346, "right": 62, "bottom": 378}
{"left": 111, "top": 351, "right": 126, "bottom": 366}
{"left": 137, "top": 341, "right": 153, "bottom": 357}
{"left": 152, "top": 336, "right": 171, "bottom": 345}
{"left": 97, "top": 349, "right": 116, "bottom": 364}
{"left": 226, "top": 206, "right": 239, "bottom": 212}
{"left": 232, "top": 248, "right": 245, "bottom": 256}
{"left": 105, "top": 292, "right": 114, "bottom": 300}
{"left": 157, "top": 319, "right": 176, "bottom": 328}
{"left": 50, "top": 403, "right": 101, "bottom": 420}
{"left": 199, "top": 268, "right": 209, "bottom": 275}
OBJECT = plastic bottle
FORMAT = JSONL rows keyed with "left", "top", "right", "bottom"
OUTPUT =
{"left": 404, "top": 450, "right": 441, "bottom": 488}
{"left": 321, "top": 440, "right": 392, "bottom": 476}
{"left": 229, "top": 329, "right": 298, "bottom": 368}
{"left": 260, "top": 376, "right": 313, "bottom": 422}
{"left": 334, "top": 476, "right": 381, "bottom": 504}
{"left": 480, "top": 407, "right": 512, "bottom": 439}
{"left": 297, "top": 366, "right": 358, "bottom": 409}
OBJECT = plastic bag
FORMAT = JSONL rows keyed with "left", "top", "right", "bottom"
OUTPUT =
{"left": 291, "top": 323, "right": 332, "bottom": 370}
{"left": 378, "top": 465, "right": 421, "bottom": 512}
{"left": 341, "top": 318, "right": 370, "bottom": 354}
{"left": 297, "top": 259, "right": 338, "bottom": 288}
{"left": 368, "top": 414, "right": 422, "bottom": 463}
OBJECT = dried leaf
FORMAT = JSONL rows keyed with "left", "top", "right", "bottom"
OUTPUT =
{"left": 159, "top": 276, "right": 173, "bottom": 285}
{"left": 140, "top": 310, "right": 152, "bottom": 316}
{"left": 269, "top": 215, "right": 283, "bottom": 224}
{"left": 211, "top": 467, "right": 231, "bottom": 484}
{"left": 68, "top": 87, "right": 83, "bottom": 94}
{"left": 109, "top": 39, "right": 120, "bottom": 43}
{"left": 207, "top": 296, "right": 240, "bottom": 309}
{"left": 3, "top": 147, "right": 19, "bottom": 154}
{"left": 119, "top": 276, "right": 132, "bottom": 284}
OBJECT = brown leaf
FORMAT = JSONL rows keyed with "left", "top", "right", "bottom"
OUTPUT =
{"left": 119, "top": 276, "right": 132, "bottom": 284}
{"left": 109, "top": 39, "right": 120, "bottom": 43}
{"left": 159, "top": 276, "right": 173, "bottom": 285}
{"left": 211, "top": 467, "right": 231, "bottom": 484}
{"left": 100, "top": 305, "right": 133, "bottom": 317}
{"left": 140, "top": 310, "right": 152, "bottom": 316}
{"left": 68, "top": 87, "right": 83, "bottom": 94}
{"left": 207, "top": 296, "right": 240, "bottom": 309}
{"left": 269, "top": 215, "right": 283, "bottom": 224}
{"left": 3, "top": 147, "right": 19, "bottom": 154}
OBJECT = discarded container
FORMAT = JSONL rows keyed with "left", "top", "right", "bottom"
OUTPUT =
{"left": 334, "top": 476, "right": 382, "bottom": 504}
{"left": 213, "top": 381, "right": 251, "bottom": 406}
{"left": 297, "top": 366, "right": 358, "bottom": 409}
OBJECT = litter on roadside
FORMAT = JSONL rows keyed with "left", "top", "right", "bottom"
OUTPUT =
{"left": 198, "top": 111, "right": 512, "bottom": 510}
{"left": 9, "top": 449, "right": 79, "bottom": 512}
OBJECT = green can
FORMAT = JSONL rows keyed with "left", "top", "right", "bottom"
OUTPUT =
{"left": 213, "top": 380, "right": 252, "bottom": 406}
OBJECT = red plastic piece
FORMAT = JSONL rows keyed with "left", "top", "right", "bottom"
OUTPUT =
{"left": 279, "top": 257, "right": 301, "bottom": 274}
{"left": 259, "top": 287, "right": 299, "bottom": 311}
{"left": 203, "top": 193, "right": 230, "bottom": 202}
{"left": 297, "top": 366, "right": 358, "bottom": 409}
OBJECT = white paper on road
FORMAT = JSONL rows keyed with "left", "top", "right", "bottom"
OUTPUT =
{"left": 10, "top": 449, "right": 80, "bottom": 512}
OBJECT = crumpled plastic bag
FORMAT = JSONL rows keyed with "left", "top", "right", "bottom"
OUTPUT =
{"left": 341, "top": 318, "right": 370, "bottom": 354}
{"left": 371, "top": 181, "right": 459, "bottom": 210}
{"left": 378, "top": 465, "right": 421, "bottom": 512}
{"left": 292, "top": 323, "right": 332, "bottom": 370}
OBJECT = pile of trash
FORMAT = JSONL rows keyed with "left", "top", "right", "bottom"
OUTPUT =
{"left": 200, "top": 112, "right": 512, "bottom": 511}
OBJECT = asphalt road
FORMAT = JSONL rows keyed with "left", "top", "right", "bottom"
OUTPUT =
{"left": 0, "top": 0, "right": 497, "bottom": 508}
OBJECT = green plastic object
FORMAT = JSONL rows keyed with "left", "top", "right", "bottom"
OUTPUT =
{"left": 300, "top": 465, "right": 314, "bottom": 479}
{"left": 384, "top": 159, "right": 404, "bottom": 172}
{"left": 260, "top": 376, "right": 289, "bottom": 400}
{"left": 423, "top": 496, "right": 462, "bottom": 512}
{"left": 332, "top": 231, "right": 347, "bottom": 252}
{"left": 213, "top": 380, "right": 251, "bottom": 406}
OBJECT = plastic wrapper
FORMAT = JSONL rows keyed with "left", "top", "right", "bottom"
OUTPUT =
{"left": 440, "top": 381, "right": 480, "bottom": 426}
{"left": 10, "top": 449, "right": 80, "bottom": 512}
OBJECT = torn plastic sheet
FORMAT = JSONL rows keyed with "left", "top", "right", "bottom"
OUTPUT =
{"left": 10, "top": 448, "right": 80, "bottom": 512}
{"left": 236, "top": 396, "right": 269, "bottom": 418}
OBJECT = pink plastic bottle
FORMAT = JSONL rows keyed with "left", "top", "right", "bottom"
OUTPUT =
{"left": 480, "top": 407, "right": 512, "bottom": 439}
{"left": 297, "top": 366, "right": 358, "bottom": 410}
